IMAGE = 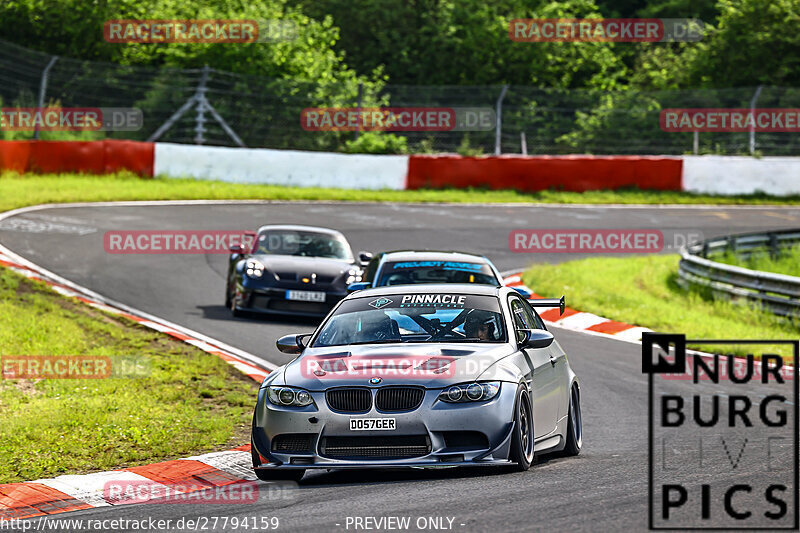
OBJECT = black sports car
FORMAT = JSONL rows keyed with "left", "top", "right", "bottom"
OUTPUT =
{"left": 225, "top": 225, "right": 371, "bottom": 318}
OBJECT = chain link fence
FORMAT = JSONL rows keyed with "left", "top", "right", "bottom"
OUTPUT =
{"left": 1, "top": 38, "right": 799, "bottom": 155}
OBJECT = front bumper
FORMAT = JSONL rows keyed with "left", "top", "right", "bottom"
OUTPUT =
{"left": 252, "top": 383, "right": 517, "bottom": 470}
{"left": 234, "top": 285, "right": 345, "bottom": 318}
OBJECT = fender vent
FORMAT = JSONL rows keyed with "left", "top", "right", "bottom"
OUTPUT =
{"left": 271, "top": 434, "right": 315, "bottom": 453}
{"left": 442, "top": 431, "right": 490, "bottom": 451}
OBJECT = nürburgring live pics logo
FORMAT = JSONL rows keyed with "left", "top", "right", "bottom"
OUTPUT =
{"left": 643, "top": 333, "right": 798, "bottom": 530}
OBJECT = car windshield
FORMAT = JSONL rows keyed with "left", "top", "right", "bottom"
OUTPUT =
{"left": 255, "top": 230, "right": 352, "bottom": 260}
{"left": 377, "top": 260, "right": 498, "bottom": 286}
{"left": 312, "top": 293, "right": 506, "bottom": 347}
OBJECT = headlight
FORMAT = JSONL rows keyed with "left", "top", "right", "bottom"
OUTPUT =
{"left": 245, "top": 259, "right": 265, "bottom": 279}
{"left": 268, "top": 386, "right": 315, "bottom": 407}
{"left": 345, "top": 268, "right": 362, "bottom": 285}
{"left": 439, "top": 382, "right": 500, "bottom": 403}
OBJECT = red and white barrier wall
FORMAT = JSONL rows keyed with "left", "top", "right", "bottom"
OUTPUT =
{"left": 0, "top": 140, "right": 154, "bottom": 176}
{"left": 406, "top": 154, "right": 683, "bottom": 192}
{"left": 682, "top": 155, "right": 800, "bottom": 196}
{"left": 2, "top": 140, "right": 800, "bottom": 196}
{"left": 154, "top": 143, "right": 409, "bottom": 190}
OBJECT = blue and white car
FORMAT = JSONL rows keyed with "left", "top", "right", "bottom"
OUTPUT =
{"left": 347, "top": 251, "right": 504, "bottom": 292}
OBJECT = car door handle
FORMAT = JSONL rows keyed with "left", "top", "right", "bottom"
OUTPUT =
{"left": 549, "top": 356, "right": 557, "bottom": 367}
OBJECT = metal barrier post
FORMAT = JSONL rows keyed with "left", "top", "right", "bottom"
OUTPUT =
{"left": 355, "top": 82, "right": 363, "bottom": 141}
{"left": 33, "top": 56, "right": 58, "bottom": 140}
{"left": 494, "top": 84, "right": 508, "bottom": 155}
{"left": 749, "top": 85, "right": 763, "bottom": 155}
{"left": 194, "top": 65, "right": 210, "bottom": 145}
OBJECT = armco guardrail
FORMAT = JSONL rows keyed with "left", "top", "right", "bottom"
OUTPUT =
{"left": 678, "top": 229, "right": 800, "bottom": 318}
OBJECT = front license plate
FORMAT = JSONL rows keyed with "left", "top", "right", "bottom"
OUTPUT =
{"left": 285, "top": 290, "right": 326, "bottom": 302}
{"left": 350, "top": 418, "right": 396, "bottom": 431}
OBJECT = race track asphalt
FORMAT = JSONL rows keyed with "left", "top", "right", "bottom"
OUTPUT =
{"left": 1, "top": 202, "right": 798, "bottom": 532}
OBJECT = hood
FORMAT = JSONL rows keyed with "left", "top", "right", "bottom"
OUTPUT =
{"left": 281, "top": 343, "right": 515, "bottom": 390}
{"left": 253, "top": 254, "right": 354, "bottom": 283}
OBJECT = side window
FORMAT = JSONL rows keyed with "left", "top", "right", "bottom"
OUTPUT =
{"left": 509, "top": 297, "right": 530, "bottom": 344}
{"left": 522, "top": 299, "right": 547, "bottom": 330}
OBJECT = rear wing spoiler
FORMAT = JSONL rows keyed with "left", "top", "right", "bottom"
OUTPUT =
{"left": 528, "top": 295, "right": 565, "bottom": 316}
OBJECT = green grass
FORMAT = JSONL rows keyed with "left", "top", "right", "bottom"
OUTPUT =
{"left": 2, "top": 171, "right": 800, "bottom": 212}
{"left": 714, "top": 245, "right": 800, "bottom": 277}
{"left": 0, "top": 267, "right": 258, "bottom": 483}
{"left": 522, "top": 254, "right": 799, "bottom": 357}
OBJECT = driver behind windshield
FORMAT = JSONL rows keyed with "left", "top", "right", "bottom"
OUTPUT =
{"left": 356, "top": 313, "right": 401, "bottom": 343}
{"left": 256, "top": 231, "right": 349, "bottom": 259}
{"left": 312, "top": 294, "right": 506, "bottom": 347}
{"left": 464, "top": 310, "right": 496, "bottom": 340}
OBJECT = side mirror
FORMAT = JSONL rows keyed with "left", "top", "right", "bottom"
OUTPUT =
{"left": 511, "top": 286, "right": 531, "bottom": 298}
{"left": 347, "top": 282, "right": 370, "bottom": 293}
{"left": 518, "top": 329, "right": 554, "bottom": 349}
{"left": 242, "top": 231, "right": 257, "bottom": 253}
{"left": 358, "top": 251, "right": 373, "bottom": 264}
{"left": 276, "top": 333, "right": 312, "bottom": 354}
{"left": 229, "top": 243, "right": 246, "bottom": 254}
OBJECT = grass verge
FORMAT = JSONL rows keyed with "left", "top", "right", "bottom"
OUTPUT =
{"left": 714, "top": 245, "right": 800, "bottom": 277}
{"left": 0, "top": 266, "right": 258, "bottom": 484}
{"left": 522, "top": 254, "right": 799, "bottom": 357}
{"left": 2, "top": 171, "right": 800, "bottom": 212}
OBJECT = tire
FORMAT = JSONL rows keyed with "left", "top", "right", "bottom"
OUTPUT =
{"left": 225, "top": 281, "right": 232, "bottom": 308}
{"left": 562, "top": 384, "right": 582, "bottom": 457}
{"left": 508, "top": 385, "right": 535, "bottom": 471}
{"left": 251, "top": 436, "right": 305, "bottom": 482}
{"left": 230, "top": 292, "right": 243, "bottom": 318}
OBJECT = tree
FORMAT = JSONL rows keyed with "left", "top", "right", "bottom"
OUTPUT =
{"left": 682, "top": 0, "right": 800, "bottom": 87}
{"left": 290, "top": 0, "right": 629, "bottom": 88}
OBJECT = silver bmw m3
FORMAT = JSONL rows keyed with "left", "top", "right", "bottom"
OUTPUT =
{"left": 251, "top": 284, "right": 582, "bottom": 481}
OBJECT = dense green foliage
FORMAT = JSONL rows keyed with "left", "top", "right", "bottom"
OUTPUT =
{"left": 0, "top": 0, "right": 797, "bottom": 153}
{"left": 287, "top": 0, "right": 799, "bottom": 90}
{"left": 1, "top": 0, "right": 796, "bottom": 90}
{"left": 0, "top": 0, "right": 364, "bottom": 82}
